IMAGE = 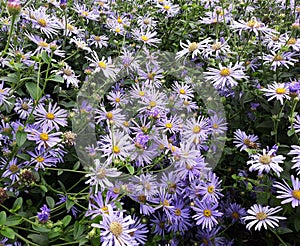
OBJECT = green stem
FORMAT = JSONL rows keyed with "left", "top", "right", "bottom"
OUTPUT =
{"left": 15, "top": 232, "right": 39, "bottom": 246}
{"left": 1, "top": 14, "right": 16, "bottom": 57}
{"left": 270, "top": 228, "right": 288, "bottom": 246}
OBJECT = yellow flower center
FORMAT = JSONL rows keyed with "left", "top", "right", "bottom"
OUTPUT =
{"left": 212, "top": 123, "right": 219, "bottom": 129}
{"left": 106, "top": 112, "right": 113, "bottom": 120}
{"left": 259, "top": 155, "right": 272, "bottom": 164}
{"left": 179, "top": 88, "right": 186, "bottom": 94}
{"left": 188, "top": 42, "right": 198, "bottom": 52}
{"left": 143, "top": 19, "right": 150, "bottom": 25}
{"left": 97, "top": 167, "right": 106, "bottom": 179}
{"left": 243, "top": 138, "right": 251, "bottom": 145}
{"left": 117, "top": 17, "right": 123, "bottom": 23}
{"left": 149, "top": 101, "right": 156, "bottom": 108}
{"left": 272, "top": 36, "right": 279, "bottom": 41}
{"left": 0, "top": 89, "right": 4, "bottom": 93}
{"left": 46, "top": 112, "right": 55, "bottom": 120}
{"left": 102, "top": 206, "right": 108, "bottom": 213}
{"left": 115, "top": 98, "right": 120, "bottom": 103}
{"left": 36, "top": 157, "right": 45, "bottom": 162}
{"left": 147, "top": 72, "right": 155, "bottom": 80}
{"left": 40, "top": 133, "right": 49, "bottom": 141}
{"left": 274, "top": 54, "right": 284, "bottom": 61}
{"left": 67, "top": 24, "right": 74, "bottom": 31}
{"left": 256, "top": 212, "right": 268, "bottom": 221}
{"left": 141, "top": 35, "right": 149, "bottom": 42}
{"left": 276, "top": 88, "right": 286, "bottom": 94}
{"left": 38, "top": 18, "right": 47, "bottom": 27}
{"left": 113, "top": 145, "right": 120, "bottom": 154}
{"left": 63, "top": 68, "right": 72, "bottom": 76}
{"left": 9, "top": 164, "right": 19, "bottom": 172}
{"left": 163, "top": 199, "right": 170, "bottom": 206}
{"left": 207, "top": 185, "right": 214, "bottom": 194}
{"left": 98, "top": 61, "right": 107, "bottom": 69}
{"left": 94, "top": 36, "right": 101, "bottom": 41}
{"left": 164, "top": 5, "right": 170, "bottom": 10}
{"left": 219, "top": 68, "right": 231, "bottom": 76}
{"left": 292, "top": 190, "right": 300, "bottom": 200}
{"left": 212, "top": 42, "right": 222, "bottom": 50}
{"left": 109, "top": 221, "right": 123, "bottom": 236}
{"left": 193, "top": 125, "right": 201, "bottom": 133}
{"left": 232, "top": 212, "right": 240, "bottom": 220}
{"left": 115, "top": 28, "right": 121, "bottom": 33}
{"left": 175, "top": 209, "right": 181, "bottom": 216}
{"left": 139, "top": 91, "right": 145, "bottom": 96}
{"left": 287, "top": 38, "right": 296, "bottom": 45}
{"left": 203, "top": 209, "right": 212, "bottom": 217}
{"left": 39, "top": 41, "right": 49, "bottom": 48}
{"left": 21, "top": 103, "right": 29, "bottom": 110}
{"left": 165, "top": 123, "right": 173, "bottom": 128}
{"left": 81, "top": 11, "right": 88, "bottom": 17}
{"left": 138, "top": 195, "right": 146, "bottom": 203}
{"left": 247, "top": 19, "right": 259, "bottom": 28}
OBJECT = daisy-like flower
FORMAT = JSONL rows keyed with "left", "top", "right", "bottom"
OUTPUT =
{"left": 230, "top": 17, "right": 277, "bottom": 36}
{"left": 273, "top": 175, "right": 300, "bottom": 208}
{"left": 33, "top": 102, "right": 68, "bottom": 130}
{"left": 25, "top": 33, "right": 51, "bottom": 54}
{"left": 99, "top": 130, "right": 134, "bottom": 163}
{"left": 182, "top": 116, "right": 211, "bottom": 145}
{"left": 95, "top": 106, "right": 126, "bottom": 128}
{"left": 137, "top": 14, "right": 157, "bottom": 30}
{"left": 30, "top": 7, "right": 61, "bottom": 38}
{"left": 209, "top": 113, "right": 228, "bottom": 136}
{"left": 288, "top": 145, "right": 300, "bottom": 174}
{"left": 14, "top": 98, "right": 33, "bottom": 119}
{"left": 175, "top": 39, "right": 207, "bottom": 60}
{"left": 202, "top": 37, "right": 232, "bottom": 59}
{"left": 233, "top": 129, "right": 260, "bottom": 151}
{"left": 0, "top": 82, "right": 12, "bottom": 109}
{"left": 133, "top": 28, "right": 160, "bottom": 47}
{"left": 56, "top": 63, "right": 80, "bottom": 88}
{"left": 204, "top": 62, "right": 247, "bottom": 90}
{"left": 224, "top": 202, "right": 247, "bottom": 223}
{"left": 70, "top": 37, "right": 91, "bottom": 52}
{"left": 26, "top": 126, "right": 62, "bottom": 150}
{"left": 85, "top": 159, "right": 122, "bottom": 193}
{"left": 260, "top": 82, "right": 290, "bottom": 105}
{"left": 86, "top": 51, "right": 117, "bottom": 79}
{"left": 91, "top": 205, "right": 137, "bottom": 246}
{"left": 247, "top": 148, "right": 285, "bottom": 176}
{"left": 192, "top": 200, "right": 223, "bottom": 230}
{"left": 171, "top": 81, "right": 194, "bottom": 100}
{"left": 157, "top": 115, "right": 183, "bottom": 134}
{"left": 73, "top": 2, "right": 99, "bottom": 21}
{"left": 263, "top": 51, "right": 298, "bottom": 71}
{"left": 157, "top": 1, "right": 180, "bottom": 17}
{"left": 27, "top": 147, "right": 57, "bottom": 170}
{"left": 242, "top": 204, "right": 286, "bottom": 231}
{"left": 88, "top": 34, "right": 109, "bottom": 49}
{"left": 198, "top": 172, "right": 223, "bottom": 204}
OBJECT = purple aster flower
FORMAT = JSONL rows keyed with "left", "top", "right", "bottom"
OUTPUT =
{"left": 196, "top": 226, "right": 226, "bottom": 246}
{"left": 273, "top": 175, "right": 300, "bottom": 208}
{"left": 191, "top": 200, "right": 223, "bottom": 230}
{"left": 233, "top": 129, "right": 260, "bottom": 151}
{"left": 150, "top": 212, "right": 168, "bottom": 237}
{"left": 0, "top": 82, "right": 12, "bottom": 110}
{"left": 37, "top": 204, "right": 50, "bottom": 224}
{"left": 198, "top": 172, "right": 223, "bottom": 204}
{"left": 91, "top": 205, "right": 137, "bottom": 246}
{"left": 224, "top": 202, "right": 247, "bottom": 223}
{"left": 56, "top": 194, "right": 80, "bottom": 217}
{"left": 128, "top": 215, "right": 149, "bottom": 245}
{"left": 14, "top": 98, "right": 33, "bottom": 119}
{"left": 27, "top": 147, "right": 58, "bottom": 170}
{"left": 0, "top": 157, "right": 22, "bottom": 183}
{"left": 33, "top": 102, "right": 68, "bottom": 131}
{"left": 288, "top": 145, "right": 300, "bottom": 174}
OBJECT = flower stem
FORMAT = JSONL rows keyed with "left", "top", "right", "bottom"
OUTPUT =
{"left": 1, "top": 14, "right": 16, "bottom": 57}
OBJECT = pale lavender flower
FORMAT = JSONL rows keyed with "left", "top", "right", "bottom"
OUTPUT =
{"left": 260, "top": 82, "right": 290, "bottom": 105}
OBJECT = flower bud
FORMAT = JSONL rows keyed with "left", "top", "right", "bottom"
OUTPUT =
{"left": 7, "top": 0, "right": 21, "bottom": 16}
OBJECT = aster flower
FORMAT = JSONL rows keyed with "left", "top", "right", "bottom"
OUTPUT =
{"left": 27, "top": 147, "right": 58, "bottom": 170}
{"left": 192, "top": 200, "right": 223, "bottom": 230}
{"left": 0, "top": 157, "right": 21, "bottom": 183}
{"left": 95, "top": 106, "right": 126, "bottom": 128}
{"left": 85, "top": 159, "right": 122, "bottom": 193}
{"left": 88, "top": 34, "right": 109, "bottom": 48}
{"left": 14, "top": 98, "right": 33, "bottom": 119}
{"left": 137, "top": 14, "right": 157, "bottom": 30}
{"left": 26, "top": 125, "right": 62, "bottom": 150}
{"left": 133, "top": 28, "right": 160, "bottom": 47}
{"left": 33, "top": 102, "right": 68, "bottom": 130}
{"left": 198, "top": 172, "right": 223, "bottom": 204}
{"left": 91, "top": 205, "right": 137, "bottom": 246}
{"left": 242, "top": 204, "right": 286, "bottom": 231}
{"left": 233, "top": 129, "right": 260, "bottom": 151}
{"left": 202, "top": 37, "right": 232, "bottom": 59}
{"left": 128, "top": 215, "right": 149, "bottom": 245}
{"left": 157, "top": 1, "right": 180, "bottom": 17}
{"left": 171, "top": 81, "right": 194, "bottom": 100}
{"left": 157, "top": 115, "right": 183, "bottom": 134}
{"left": 260, "top": 82, "right": 290, "bottom": 105}
{"left": 224, "top": 202, "right": 247, "bottom": 223}
{"left": 25, "top": 33, "right": 51, "bottom": 54}
{"left": 150, "top": 212, "right": 168, "bottom": 237}
{"left": 56, "top": 64, "right": 80, "bottom": 88}
{"left": 86, "top": 51, "right": 117, "bottom": 79}
{"left": 273, "top": 175, "right": 300, "bottom": 208}
{"left": 70, "top": 37, "right": 91, "bottom": 52}
{"left": 175, "top": 39, "right": 207, "bottom": 60}
{"left": 0, "top": 82, "right": 12, "bottom": 110}
{"left": 37, "top": 204, "right": 50, "bottom": 224}
{"left": 247, "top": 148, "right": 285, "bottom": 176}
{"left": 196, "top": 227, "right": 226, "bottom": 246}
{"left": 263, "top": 51, "right": 298, "bottom": 71}
{"left": 204, "top": 62, "right": 248, "bottom": 90}
{"left": 73, "top": 2, "right": 99, "bottom": 21}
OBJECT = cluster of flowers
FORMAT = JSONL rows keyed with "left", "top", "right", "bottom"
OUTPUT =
{"left": 0, "top": 0, "right": 300, "bottom": 245}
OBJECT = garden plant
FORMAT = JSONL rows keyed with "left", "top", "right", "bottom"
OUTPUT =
{"left": 0, "top": 0, "right": 300, "bottom": 245}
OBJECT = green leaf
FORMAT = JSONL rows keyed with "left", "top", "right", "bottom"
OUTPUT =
{"left": 40, "top": 185, "right": 48, "bottom": 192}
{"left": 62, "top": 215, "right": 72, "bottom": 228}
{"left": 73, "top": 221, "right": 85, "bottom": 240}
{"left": 276, "top": 227, "right": 293, "bottom": 234}
{"left": 47, "top": 74, "right": 64, "bottom": 83}
{"left": 1, "top": 227, "right": 15, "bottom": 239}
{"left": 12, "top": 197, "right": 23, "bottom": 212}
{"left": 294, "top": 216, "right": 300, "bottom": 231}
{"left": 46, "top": 196, "right": 55, "bottom": 209}
{"left": 57, "top": 169, "right": 63, "bottom": 176}
{"left": 41, "top": 51, "right": 51, "bottom": 64}
{"left": 126, "top": 165, "right": 134, "bottom": 175}
{"left": 26, "top": 82, "right": 42, "bottom": 100}
{"left": 16, "top": 130, "right": 27, "bottom": 147}
{"left": 28, "top": 233, "right": 49, "bottom": 246}
{"left": 5, "top": 215, "right": 22, "bottom": 226}
{"left": 73, "top": 161, "right": 80, "bottom": 170}
{"left": 32, "top": 224, "right": 51, "bottom": 233}
{"left": 66, "top": 199, "right": 75, "bottom": 211}
{"left": 0, "top": 211, "right": 7, "bottom": 225}
{"left": 287, "top": 129, "right": 295, "bottom": 137}
{"left": 17, "top": 153, "right": 31, "bottom": 161}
